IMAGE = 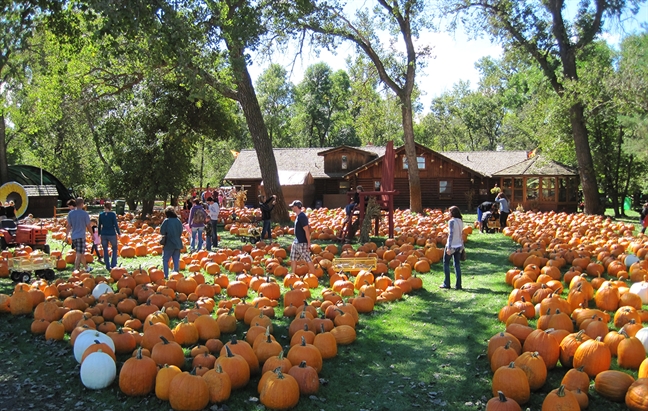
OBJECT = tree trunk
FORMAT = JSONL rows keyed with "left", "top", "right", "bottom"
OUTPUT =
{"left": 0, "top": 113, "right": 8, "bottom": 184}
{"left": 127, "top": 199, "right": 137, "bottom": 212}
{"left": 400, "top": 98, "right": 422, "bottom": 213}
{"left": 235, "top": 64, "right": 290, "bottom": 222}
{"left": 569, "top": 103, "right": 601, "bottom": 214}
{"left": 141, "top": 199, "right": 155, "bottom": 219}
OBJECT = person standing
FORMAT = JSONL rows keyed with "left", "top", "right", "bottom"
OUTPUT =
{"left": 289, "top": 200, "right": 315, "bottom": 275}
{"left": 260, "top": 195, "right": 276, "bottom": 240}
{"left": 641, "top": 202, "right": 648, "bottom": 235}
{"left": 98, "top": 201, "right": 121, "bottom": 271}
{"left": 5, "top": 201, "right": 16, "bottom": 221}
{"left": 66, "top": 197, "right": 92, "bottom": 272}
{"left": 160, "top": 206, "right": 184, "bottom": 278}
{"left": 90, "top": 219, "right": 103, "bottom": 264}
{"left": 207, "top": 197, "right": 220, "bottom": 248}
{"left": 495, "top": 192, "right": 510, "bottom": 228}
{"left": 188, "top": 198, "right": 206, "bottom": 251}
{"left": 440, "top": 206, "right": 464, "bottom": 290}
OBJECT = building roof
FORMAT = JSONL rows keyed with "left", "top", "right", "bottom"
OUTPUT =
{"left": 492, "top": 155, "right": 578, "bottom": 176}
{"left": 224, "top": 146, "right": 386, "bottom": 180}
{"left": 225, "top": 145, "right": 575, "bottom": 181}
{"left": 441, "top": 150, "right": 530, "bottom": 177}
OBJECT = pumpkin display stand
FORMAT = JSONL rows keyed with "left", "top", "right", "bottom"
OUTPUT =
{"left": 7, "top": 255, "right": 56, "bottom": 282}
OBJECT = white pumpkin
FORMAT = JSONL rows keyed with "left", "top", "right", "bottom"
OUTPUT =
{"left": 92, "top": 283, "right": 114, "bottom": 300}
{"left": 80, "top": 350, "right": 116, "bottom": 389}
{"left": 625, "top": 255, "right": 640, "bottom": 268}
{"left": 635, "top": 327, "right": 648, "bottom": 354}
{"left": 630, "top": 281, "right": 648, "bottom": 304}
{"left": 73, "top": 330, "right": 115, "bottom": 363}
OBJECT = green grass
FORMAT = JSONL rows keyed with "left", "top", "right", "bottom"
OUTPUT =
{"left": 0, "top": 217, "right": 641, "bottom": 410}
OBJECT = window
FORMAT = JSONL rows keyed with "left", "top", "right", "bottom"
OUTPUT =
{"left": 558, "top": 178, "right": 567, "bottom": 202}
{"left": 403, "top": 156, "right": 426, "bottom": 170}
{"left": 514, "top": 178, "right": 523, "bottom": 202}
{"left": 341, "top": 155, "right": 348, "bottom": 170}
{"left": 374, "top": 181, "right": 381, "bottom": 190}
{"left": 541, "top": 177, "right": 556, "bottom": 201}
{"left": 568, "top": 177, "right": 579, "bottom": 202}
{"left": 502, "top": 178, "right": 513, "bottom": 199}
{"left": 339, "top": 181, "right": 349, "bottom": 194}
{"left": 526, "top": 178, "right": 539, "bottom": 200}
{"left": 439, "top": 180, "right": 452, "bottom": 194}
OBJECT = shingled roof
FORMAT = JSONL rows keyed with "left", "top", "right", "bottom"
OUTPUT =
{"left": 492, "top": 155, "right": 578, "bottom": 176}
{"left": 441, "top": 150, "right": 529, "bottom": 177}
{"left": 224, "top": 146, "right": 386, "bottom": 180}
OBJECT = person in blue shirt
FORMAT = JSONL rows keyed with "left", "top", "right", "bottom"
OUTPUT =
{"left": 160, "top": 206, "right": 184, "bottom": 278}
{"left": 66, "top": 197, "right": 92, "bottom": 272}
{"left": 98, "top": 201, "right": 121, "bottom": 271}
{"left": 289, "top": 200, "right": 315, "bottom": 275}
{"left": 495, "top": 192, "right": 510, "bottom": 228}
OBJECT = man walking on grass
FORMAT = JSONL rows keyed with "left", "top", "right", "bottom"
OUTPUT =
{"left": 289, "top": 200, "right": 315, "bottom": 275}
{"left": 66, "top": 197, "right": 93, "bottom": 272}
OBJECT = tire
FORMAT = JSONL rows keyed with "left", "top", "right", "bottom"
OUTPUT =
{"left": 11, "top": 271, "right": 31, "bottom": 283}
{"left": 0, "top": 237, "right": 5, "bottom": 250}
{"left": 43, "top": 244, "right": 50, "bottom": 254}
{"left": 41, "top": 269, "right": 55, "bottom": 281}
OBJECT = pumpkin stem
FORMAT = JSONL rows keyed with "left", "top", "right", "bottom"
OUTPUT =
{"left": 299, "top": 360, "right": 308, "bottom": 368}
{"left": 160, "top": 335, "right": 169, "bottom": 344}
{"left": 497, "top": 391, "right": 508, "bottom": 402}
{"left": 556, "top": 385, "right": 566, "bottom": 397}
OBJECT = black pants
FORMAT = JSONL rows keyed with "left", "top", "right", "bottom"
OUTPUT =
{"left": 500, "top": 211, "right": 509, "bottom": 228}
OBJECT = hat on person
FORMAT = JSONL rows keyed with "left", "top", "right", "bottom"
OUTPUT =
{"left": 289, "top": 200, "right": 303, "bottom": 208}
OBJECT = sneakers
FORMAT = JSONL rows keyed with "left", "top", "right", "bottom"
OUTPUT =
{"left": 439, "top": 284, "right": 450, "bottom": 289}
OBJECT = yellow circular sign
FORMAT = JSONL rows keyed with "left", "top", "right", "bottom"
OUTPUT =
{"left": 0, "top": 182, "right": 29, "bottom": 218}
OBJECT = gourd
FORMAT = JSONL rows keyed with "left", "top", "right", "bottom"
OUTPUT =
{"left": 80, "top": 350, "right": 116, "bottom": 389}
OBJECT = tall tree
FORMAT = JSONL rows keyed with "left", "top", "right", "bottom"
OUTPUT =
{"left": 255, "top": 64, "right": 295, "bottom": 147}
{"left": 292, "top": 63, "right": 357, "bottom": 147}
{"left": 446, "top": 0, "right": 645, "bottom": 214}
{"left": 346, "top": 54, "right": 403, "bottom": 146}
{"left": 293, "top": 0, "right": 434, "bottom": 213}
{"left": 86, "top": 0, "right": 292, "bottom": 220}
{"left": 0, "top": 0, "right": 66, "bottom": 184}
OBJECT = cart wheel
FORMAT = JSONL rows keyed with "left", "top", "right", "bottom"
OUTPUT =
{"left": 42, "top": 269, "right": 55, "bottom": 281}
{"left": 11, "top": 271, "right": 31, "bottom": 283}
{"left": 0, "top": 237, "right": 5, "bottom": 250}
{"left": 44, "top": 244, "right": 51, "bottom": 254}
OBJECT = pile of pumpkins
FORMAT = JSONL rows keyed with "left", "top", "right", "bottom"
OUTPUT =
{"left": 485, "top": 211, "right": 648, "bottom": 411}
{"left": 0, "top": 226, "right": 442, "bottom": 410}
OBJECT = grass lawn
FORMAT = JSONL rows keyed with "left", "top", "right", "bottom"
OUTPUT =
{"left": 0, "top": 211, "right": 642, "bottom": 410}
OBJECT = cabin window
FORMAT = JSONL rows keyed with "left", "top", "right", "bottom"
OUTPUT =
{"left": 502, "top": 178, "right": 513, "bottom": 199}
{"left": 514, "top": 178, "right": 523, "bottom": 202}
{"left": 339, "top": 181, "right": 349, "bottom": 194}
{"left": 541, "top": 177, "right": 556, "bottom": 201}
{"left": 439, "top": 180, "right": 452, "bottom": 194}
{"left": 403, "top": 156, "right": 426, "bottom": 170}
{"left": 374, "top": 181, "right": 381, "bottom": 190}
{"left": 341, "top": 155, "right": 348, "bottom": 170}
{"left": 568, "top": 177, "right": 579, "bottom": 202}
{"left": 558, "top": 178, "right": 567, "bottom": 202}
{"left": 526, "top": 178, "right": 539, "bottom": 200}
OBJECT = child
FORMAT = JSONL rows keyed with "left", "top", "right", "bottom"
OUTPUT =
{"left": 204, "top": 214, "right": 213, "bottom": 251}
{"left": 90, "top": 218, "right": 103, "bottom": 263}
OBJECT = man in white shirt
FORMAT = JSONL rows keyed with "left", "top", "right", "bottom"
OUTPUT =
{"left": 207, "top": 197, "right": 220, "bottom": 248}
